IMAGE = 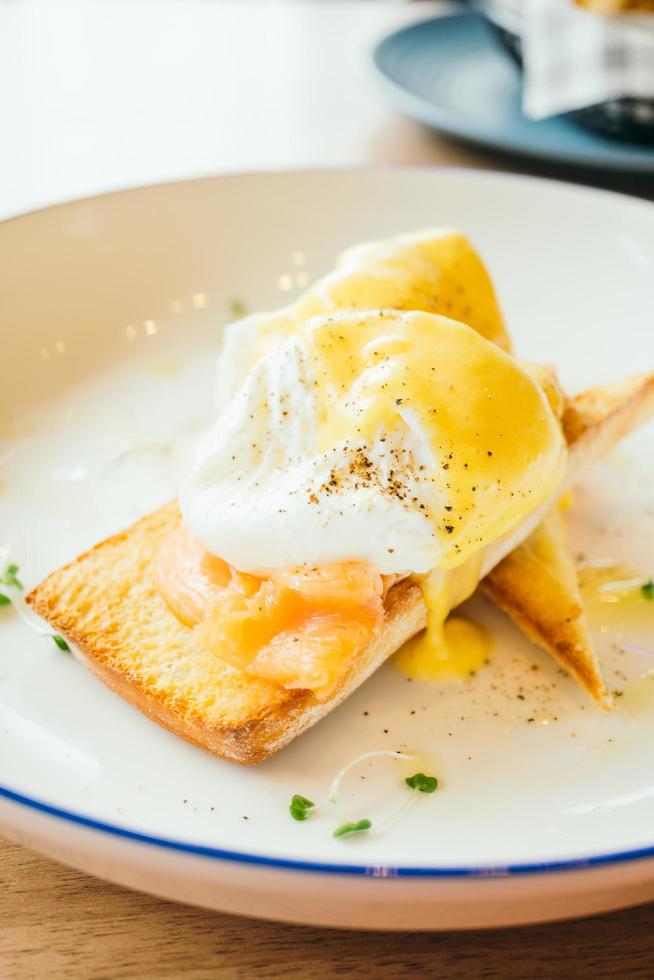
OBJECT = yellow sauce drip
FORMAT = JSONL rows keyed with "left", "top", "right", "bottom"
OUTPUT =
{"left": 394, "top": 616, "right": 491, "bottom": 680}
{"left": 393, "top": 561, "right": 491, "bottom": 680}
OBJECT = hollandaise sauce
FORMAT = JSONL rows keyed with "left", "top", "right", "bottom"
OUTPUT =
{"left": 254, "top": 229, "right": 511, "bottom": 359}
{"left": 304, "top": 310, "right": 565, "bottom": 570}
{"left": 393, "top": 562, "right": 492, "bottom": 681}
{"left": 393, "top": 614, "right": 491, "bottom": 681}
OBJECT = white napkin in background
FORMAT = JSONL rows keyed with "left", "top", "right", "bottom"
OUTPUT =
{"left": 522, "top": 0, "right": 654, "bottom": 119}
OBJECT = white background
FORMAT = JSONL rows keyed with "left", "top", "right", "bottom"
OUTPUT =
{"left": 1, "top": 0, "right": 651, "bottom": 222}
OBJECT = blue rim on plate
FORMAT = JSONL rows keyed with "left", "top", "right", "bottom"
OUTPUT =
{"left": 4, "top": 782, "right": 654, "bottom": 878}
{"left": 372, "top": 11, "right": 654, "bottom": 174}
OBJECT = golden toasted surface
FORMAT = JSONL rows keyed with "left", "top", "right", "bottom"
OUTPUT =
{"left": 574, "top": 0, "right": 654, "bottom": 13}
{"left": 27, "top": 504, "right": 424, "bottom": 763}
{"left": 563, "top": 372, "right": 654, "bottom": 450}
{"left": 481, "top": 509, "right": 611, "bottom": 708}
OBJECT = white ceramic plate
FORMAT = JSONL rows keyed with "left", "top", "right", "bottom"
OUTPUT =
{"left": 1, "top": 169, "right": 654, "bottom": 930}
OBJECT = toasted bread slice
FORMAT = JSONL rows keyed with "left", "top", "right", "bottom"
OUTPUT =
{"left": 574, "top": 0, "right": 654, "bottom": 14}
{"left": 480, "top": 372, "right": 654, "bottom": 707}
{"left": 27, "top": 502, "right": 426, "bottom": 764}
{"left": 477, "top": 362, "right": 605, "bottom": 700}
{"left": 27, "top": 373, "right": 654, "bottom": 763}
{"left": 481, "top": 508, "right": 611, "bottom": 708}
{"left": 562, "top": 371, "right": 654, "bottom": 453}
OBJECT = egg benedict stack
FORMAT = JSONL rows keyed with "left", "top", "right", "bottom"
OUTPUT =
{"left": 28, "top": 231, "right": 654, "bottom": 761}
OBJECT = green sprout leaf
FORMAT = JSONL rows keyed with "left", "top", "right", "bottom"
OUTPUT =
{"left": 1, "top": 563, "right": 22, "bottom": 590}
{"left": 642, "top": 580, "right": 654, "bottom": 601}
{"left": 52, "top": 634, "right": 70, "bottom": 652}
{"left": 229, "top": 299, "right": 248, "bottom": 318}
{"left": 0, "top": 594, "right": 10, "bottom": 607}
{"left": 333, "top": 819, "right": 372, "bottom": 839}
{"left": 405, "top": 772, "right": 439, "bottom": 794}
{"left": 289, "top": 794, "right": 315, "bottom": 821}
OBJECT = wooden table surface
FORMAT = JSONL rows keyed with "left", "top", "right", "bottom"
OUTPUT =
{"left": 4, "top": 837, "right": 654, "bottom": 979}
{"left": 2, "top": 2, "right": 654, "bottom": 977}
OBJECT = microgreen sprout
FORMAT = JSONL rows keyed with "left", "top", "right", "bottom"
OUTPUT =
{"left": 599, "top": 577, "right": 647, "bottom": 593}
{"left": 0, "top": 562, "right": 22, "bottom": 605}
{"left": 0, "top": 548, "right": 71, "bottom": 652}
{"left": 0, "top": 551, "right": 23, "bottom": 607}
{"left": 289, "top": 750, "right": 439, "bottom": 840}
{"left": 2, "top": 564, "right": 23, "bottom": 590}
{"left": 326, "top": 750, "right": 416, "bottom": 805}
{"left": 642, "top": 580, "right": 654, "bottom": 601}
{"left": 229, "top": 299, "right": 248, "bottom": 318}
{"left": 333, "top": 819, "right": 372, "bottom": 839}
{"left": 289, "top": 794, "right": 315, "bottom": 822}
{"left": 405, "top": 772, "right": 439, "bottom": 794}
{"left": 289, "top": 751, "right": 415, "bottom": 826}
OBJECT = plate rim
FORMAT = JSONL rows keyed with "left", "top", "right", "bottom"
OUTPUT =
{"left": 3, "top": 165, "right": 654, "bottom": 881}
{"left": 5, "top": 782, "right": 654, "bottom": 878}
{"left": 2, "top": 164, "right": 653, "bottom": 232}
{"left": 371, "top": 12, "right": 654, "bottom": 174}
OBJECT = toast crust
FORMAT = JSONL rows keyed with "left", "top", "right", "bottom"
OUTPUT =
{"left": 562, "top": 372, "right": 654, "bottom": 454}
{"left": 27, "top": 504, "right": 425, "bottom": 764}
{"left": 480, "top": 509, "right": 611, "bottom": 708}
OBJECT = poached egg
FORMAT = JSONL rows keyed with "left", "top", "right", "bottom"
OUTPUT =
{"left": 181, "top": 310, "right": 565, "bottom": 576}
{"left": 158, "top": 230, "right": 566, "bottom": 698}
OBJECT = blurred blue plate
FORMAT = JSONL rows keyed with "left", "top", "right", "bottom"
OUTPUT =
{"left": 372, "top": 11, "right": 654, "bottom": 173}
